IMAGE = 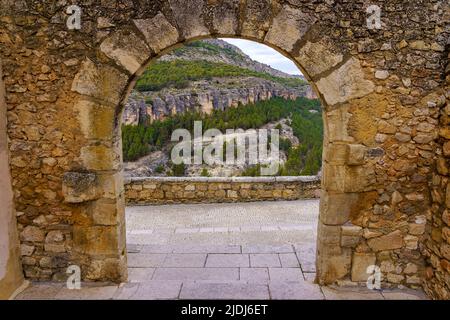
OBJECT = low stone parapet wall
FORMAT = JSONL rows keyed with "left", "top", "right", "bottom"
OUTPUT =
{"left": 124, "top": 176, "right": 321, "bottom": 205}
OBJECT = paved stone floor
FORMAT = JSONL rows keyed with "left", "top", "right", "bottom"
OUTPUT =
{"left": 15, "top": 200, "right": 428, "bottom": 300}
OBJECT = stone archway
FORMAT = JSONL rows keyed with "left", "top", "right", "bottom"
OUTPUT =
{"left": 1, "top": 0, "right": 448, "bottom": 298}
{"left": 66, "top": 6, "right": 382, "bottom": 284}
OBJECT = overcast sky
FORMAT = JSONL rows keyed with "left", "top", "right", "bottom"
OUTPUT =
{"left": 221, "top": 38, "right": 302, "bottom": 76}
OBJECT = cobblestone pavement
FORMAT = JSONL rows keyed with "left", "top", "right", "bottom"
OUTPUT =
{"left": 15, "top": 200, "right": 428, "bottom": 300}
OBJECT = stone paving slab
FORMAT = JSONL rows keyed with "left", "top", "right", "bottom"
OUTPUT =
{"left": 321, "top": 286, "right": 385, "bottom": 300}
{"left": 239, "top": 268, "right": 270, "bottom": 282}
{"left": 128, "top": 253, "right": 167, "bottom": 267}
{"left": 128, "top": 268, "right": 156, "bottom": 282}
{"left": 15, "top": 282, "right": 64, "bottom": 300}
{"left": 381, "top": 288, "right": 429, "bottom": 300}
{"left": 162, "top": 254, "right": 207, "bottom": 267}
{"left": 269, "top": 268, "right": 304, "bottom": 281}
{"left": 55, "top": 285, "right": 119, "bottom": 300}
{"left": 152, "top": 267, "right": 239, "bottom": 281}
{"left": 206, "top": 254, "right": 250, "bottom": 267}
{"left": 242, "top": 244, "right": 294, "bottom": 253}
{"left": 114, "top": 281, "right": 182, "bottom": 300}
{"left": 180, "top": 281, "right": 270, "bottom": 300}
{"left": 171, "top": 244, "right": 241, "bottom": 254}
{"left": 250, "top": 254, "right": 281, "bottom": 267}
{"left": 269, "top": 281, "right": 324, "bottom": 300}
{"left": 279, "top": 253, "right": 300, "bottom": 268}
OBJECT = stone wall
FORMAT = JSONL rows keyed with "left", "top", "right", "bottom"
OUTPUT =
{"left": 0, "top": 59, "right": 24, "bottom": 299}
{"left": 422, "top": 52, "right": 450, "bottom": 300}
{"left": 125, "top": 176, "right": 321, "bottom": 205}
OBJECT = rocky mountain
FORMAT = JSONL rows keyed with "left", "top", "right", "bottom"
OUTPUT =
{"left": 161, "top": 39, "right": 303, "bottom": 80}
{"left": 123, "top": 39, "right": 316, "bottom": 125}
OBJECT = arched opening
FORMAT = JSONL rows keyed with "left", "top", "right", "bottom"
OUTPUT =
{"left": 64, "top": 12, "right": 377, "bottom": 290}
{"left": 120, "top": 37, "right": 323, "bottom": 297}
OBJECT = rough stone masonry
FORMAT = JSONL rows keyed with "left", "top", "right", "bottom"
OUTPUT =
{"left": 0, "top": 0, "right": 448, "bottom": 299}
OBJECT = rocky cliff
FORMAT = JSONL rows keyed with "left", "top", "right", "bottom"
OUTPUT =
{"left": 123, "top": 39, "right": 317, "bottom": 125}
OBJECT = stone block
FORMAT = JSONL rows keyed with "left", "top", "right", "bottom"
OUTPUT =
{"left": 346, "top": 144, "right": 366, "bottom": 166}
{"left": 75, "top": 99, "right": 115, "bottom": 141}
{"left": 265, "top": 5, "right": 316, "bottom": 53}
{"left": 341, "top": 225, "right": 362, "bottom": 247}
{"left": 324, "top": 106, "right": 354, "bottom": 142}
{"left": 80, "top": 145, "right": 120, "bottom": 171}
{"left": 62, "top": 172, "right": 100, "bottom": 203}
{"left": 133, "top": 12, "right": 179, "bottom": 54}
{"left": 296, "top": 39, "right": 343, "bottom": 78}
{"left": 85, "top": 256, "right": 127, "bottom": 282}
{"left": 351, "top": 252, "right": 376, "bottom": 282}
{"left": 71, "top": 58, "right": 128, "bottom": 105}
{"left": 20, "top": 226, "right": 45, "bottom": 242}
{"left": 88, "top": 197, "right": 124, "bottom": 226}
{"left": 319, "top": 191, "right": 359, "bottom": 225}
{"left": 316, "top": 245, "right": 352, "bottom": 284}
{"left": 168, "top": 0, "right": 209, "bottom": 39}
{"left": 316, "top": 58, "right": 375, "bottom": 106}
{"left": 240, "top": 0, "right": 275, "bottom": 39}
{"left": 98, "top": 172, "right": 124, "bottom": 199}
{"left": 323, "top": 143, "right": 348, "bottom": 165}
{"left": 73, "top": 225, "right": 120, "bottom": 256}
{"left": 209, "top": 0, "right": 239, "bottom": 35}
{"left": 367, "top": 230, "right": 404, "bottom": 252}
{"left": 100, "top": 28, "right": 151, "bottom": 74}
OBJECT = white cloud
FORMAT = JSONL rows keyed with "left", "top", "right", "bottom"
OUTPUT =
{"left": 221, "top": 38, "right": 302, "bottom": 76}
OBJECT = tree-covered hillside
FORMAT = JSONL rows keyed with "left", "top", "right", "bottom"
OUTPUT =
{"left": 135, "top": 60, "right": 308, "bottom": 92}
{"left": 122, "top": 97, "right": 323, "bottom": 176}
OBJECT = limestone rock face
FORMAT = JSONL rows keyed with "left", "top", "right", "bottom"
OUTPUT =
{"left": 124, "top": 77, "right": 311, "bottom": 124}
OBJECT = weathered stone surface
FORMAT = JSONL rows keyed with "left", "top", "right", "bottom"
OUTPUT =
{"left": 240, "top": 0, "right": 274, "bottom": 39}
{"left": 71, "top": 58, "right": 128, "bottom": 105}
{"left": 296, "top": 40, "right": 343, "bottom": 78}
{"left": 320, "top": 192, "right": 359, "bottom": 225}
{"left": 367, "top": 230, "right": 404, "bottom": 252}
{"left": 75, "top": 100, "right": 115, "bottom": 141}
{"left": 316, "top": 58, "right": 375, "bottom": 106}
{"left": 62, "top": 172, "right": 100, "bottom": 203}
{"left": 208, "top": 0, "right": 239, "bottom": 35}
{"left": 88, "top": 198, "right": 124, "bottom": 226}
{"left": 73, "top": 226, "right": 120, "bottom": 256}
{"left": 20, "top": 226, "right": 45, "bottom": 242}
{"left": 346, "top": 144, "right": 366, "bottom": 166}
{"left": 100, "top": 29, "right": 151, "bottom": 74}
{"left": 133, "top": 13, "right": 179, "bottom": 54}
{"left": 351, "top": 253, "right": 376, "bottom": 282}
{"left": 80, "top": 145, "right": 120, "bottom": 171}
{"left": 168, "top": 0, "right": 209, "bottom": 39}
{"left": 265, "top": 5, "right": 316, "bottom": 53}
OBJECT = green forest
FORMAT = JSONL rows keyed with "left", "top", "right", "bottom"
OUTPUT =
{"left": 122, "top": 97, "right": 323, "bottom": 176}
{"left": 135, "top": 60, "right": 308, "bottom": 92}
